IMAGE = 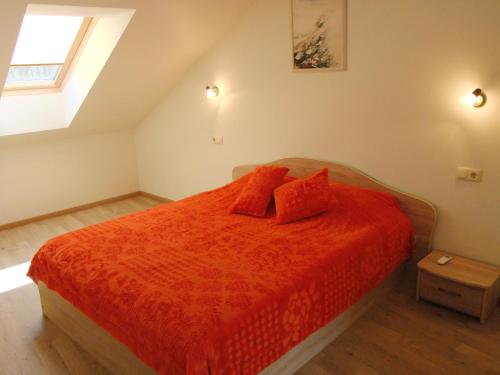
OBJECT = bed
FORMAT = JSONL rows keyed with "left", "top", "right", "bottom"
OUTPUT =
{"left": 28, "top": 157, "right": 437, "bottom": 375}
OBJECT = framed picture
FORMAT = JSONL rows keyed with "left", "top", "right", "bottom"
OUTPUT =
{"left": 291, "top": 0, "right": 347, "bottom": 71}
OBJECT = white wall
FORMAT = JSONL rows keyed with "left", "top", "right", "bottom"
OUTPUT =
{"left": 0, "top": 130, "right": 138, "bottom": 224}
{"left": 136, "top": 0, "right": 500, "bottom": 265}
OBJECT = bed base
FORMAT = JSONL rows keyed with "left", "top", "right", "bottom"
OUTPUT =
{"left": 39, "top": 283, "right": 156, "bottom": 374}
{"left": 38, "top": 264, "right": 405, "bottom": 375}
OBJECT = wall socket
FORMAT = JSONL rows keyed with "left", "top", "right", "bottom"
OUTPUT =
{"left": 211, "top": 136, "right": 223, "bottom": 145}
{"left": 456, "top": 167, "right": 482, "bottom": 182}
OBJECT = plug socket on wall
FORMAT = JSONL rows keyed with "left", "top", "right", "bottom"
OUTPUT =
{"left": 456, "top": 167, "right": 482, "bottom": 182}
{"left": 211, "top": 136, "right": 223, "bottom": 144}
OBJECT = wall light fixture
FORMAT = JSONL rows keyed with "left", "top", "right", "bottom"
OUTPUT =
{"left": 470, "top": 88, "right": 486, "bottom": 108}
{"left": 206, "top": 85, "right": 219, "bottom": 99}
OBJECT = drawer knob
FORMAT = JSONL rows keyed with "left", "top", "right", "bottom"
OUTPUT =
{"left": 438, "top": 287, "right": 461, "bottom": 297}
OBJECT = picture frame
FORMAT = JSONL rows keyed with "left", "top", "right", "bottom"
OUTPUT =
{"left": 291, "top": 0, "right": 347, "bottom": 72}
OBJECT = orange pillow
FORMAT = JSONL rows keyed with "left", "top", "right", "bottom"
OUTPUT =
{"left": 230, "top": 165, "right": 289, "bottom": 217}
{"left": 274, "top": 168, "right": 331, "bottom": 224}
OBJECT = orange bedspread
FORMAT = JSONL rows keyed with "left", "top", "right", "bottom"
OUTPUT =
{"left": 28, "top": 175, "right": 413, "bottom": 375}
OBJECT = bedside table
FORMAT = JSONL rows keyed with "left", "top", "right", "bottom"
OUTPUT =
{"left": 417, "top": 250, "right": 500, "bottom": 323}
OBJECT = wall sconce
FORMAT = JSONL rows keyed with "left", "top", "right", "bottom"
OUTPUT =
{"left": 206, "top": 85, "right": 219, "bottom": 99}
{"left": 470, "top": 88, "right": 486, "bottom": 108}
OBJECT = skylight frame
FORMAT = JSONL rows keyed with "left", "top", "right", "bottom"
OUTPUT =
{"left": 3, "top": 17, "right": 93, "bottom": 94}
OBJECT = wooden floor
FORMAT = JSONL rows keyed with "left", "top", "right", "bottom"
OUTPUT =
{"left": 1, "top": 197, "right": 499, "bottom": 375}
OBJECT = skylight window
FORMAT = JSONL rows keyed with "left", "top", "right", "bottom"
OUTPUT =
{"left": 4, "top": 15, "right": 91, "bottom": 92}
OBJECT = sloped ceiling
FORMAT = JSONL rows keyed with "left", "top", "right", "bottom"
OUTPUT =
{"left": 0, "top": 0, "right": 254, "bottom": 145}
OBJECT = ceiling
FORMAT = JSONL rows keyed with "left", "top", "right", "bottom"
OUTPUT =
{"left": 0, "top": 0, "right": 254, "bottom": 146}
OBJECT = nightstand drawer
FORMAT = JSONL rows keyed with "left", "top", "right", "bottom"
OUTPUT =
{"left": 419, "top": 271, "right": 483, "bottom": 317}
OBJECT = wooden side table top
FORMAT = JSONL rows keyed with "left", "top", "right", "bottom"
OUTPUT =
{"left": 418, "top": 250, "right": 500, "bottom": 289}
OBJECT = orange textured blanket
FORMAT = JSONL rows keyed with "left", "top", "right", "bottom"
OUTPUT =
{"left": 28, "top": 175, "right": 413, "bottom": 374}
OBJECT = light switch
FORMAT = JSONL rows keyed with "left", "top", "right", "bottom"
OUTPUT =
{"left": 211, "top": 136, "right": 223, "bottom": 144}
{"left": 456, "top": 167, "right": 482, "bottom": 182}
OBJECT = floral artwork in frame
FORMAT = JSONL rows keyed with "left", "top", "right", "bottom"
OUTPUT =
{"left": 291, "top": 0, "right": 347, "bottom": 71}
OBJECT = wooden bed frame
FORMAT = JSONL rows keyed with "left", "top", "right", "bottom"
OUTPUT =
{"left": 36, "top": 157, "right": 437, "bottom": 375}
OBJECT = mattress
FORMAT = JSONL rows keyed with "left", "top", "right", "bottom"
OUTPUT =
{"left": 28, "top": 174, "right": 413, "bottom": 374}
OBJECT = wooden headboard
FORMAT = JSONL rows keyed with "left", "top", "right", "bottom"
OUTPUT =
{"left": 233, "top": 157, "right": 437, "bottom": 266}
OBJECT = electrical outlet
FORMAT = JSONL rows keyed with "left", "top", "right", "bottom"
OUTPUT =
{"left": 211, "top": 136, "right": 223, "bottom": 145}
{"left": 456, "top": 167, "right": 482, "bottom": 182}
